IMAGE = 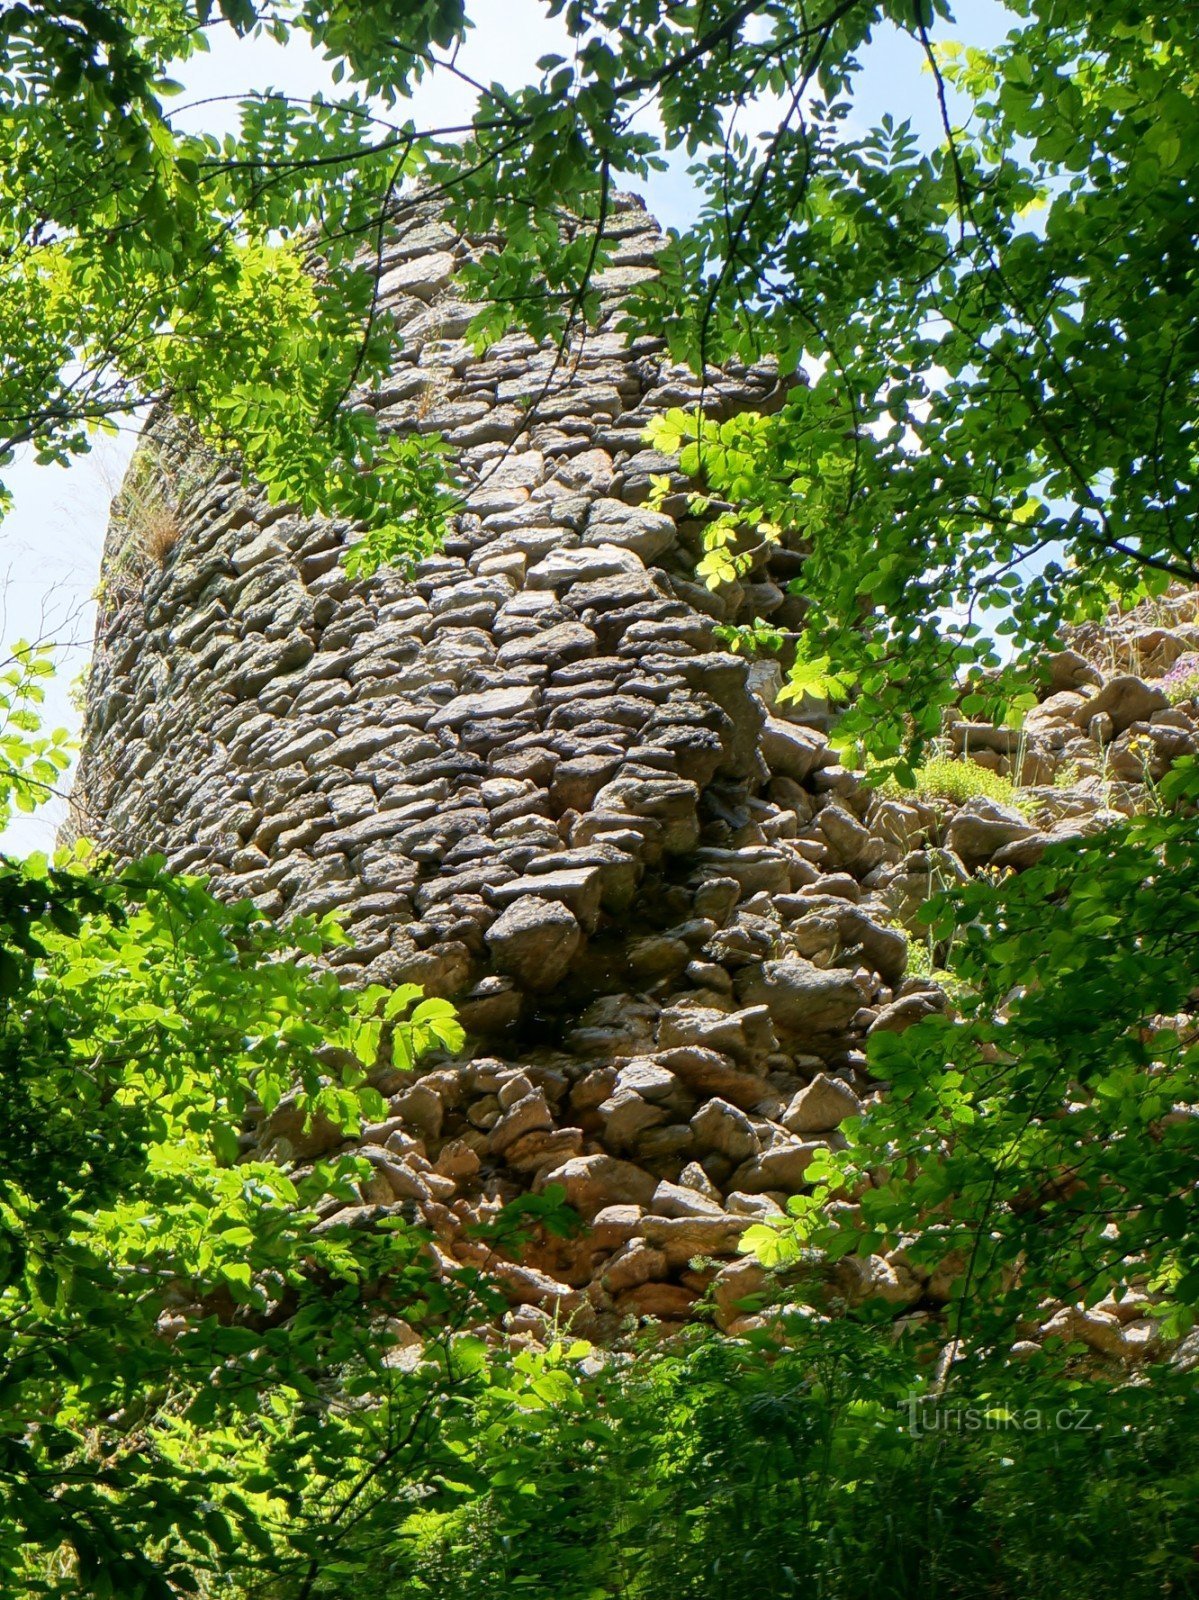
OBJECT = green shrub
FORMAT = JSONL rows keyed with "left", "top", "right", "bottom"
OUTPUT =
{"left": 911, "top": 754, "right": 1022, "bottom": 808}
{"left": 874, "top": 753, "right": 1030, "bottom": 813}
{"left": 322, "top": 1325, "right": 1199, "bottom": 1600}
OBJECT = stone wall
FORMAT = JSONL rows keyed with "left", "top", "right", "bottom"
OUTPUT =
{"left": 70, "top": 193, "right": 1199, "bottom": 1351}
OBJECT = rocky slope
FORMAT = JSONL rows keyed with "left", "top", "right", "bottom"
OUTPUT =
{"left": 69, "top": 193, "right": 1199, "bottom": 1351}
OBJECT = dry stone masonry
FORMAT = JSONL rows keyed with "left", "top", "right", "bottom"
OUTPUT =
{"left": 70, "top": 194, "right": 1199, "bottom": 1352}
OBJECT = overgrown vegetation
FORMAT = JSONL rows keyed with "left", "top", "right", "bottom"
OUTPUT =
{"left": 752, "top": 758, "right": 1199, "bottom": 1347}
{"left": 886, "top": 752, "right": 1022, "bottom": 810}
{"left": 1164, "top": 655, "right": 1199, "bottom": 706}
{"left": 380, "top": 1328, "right": 1199, "bottom": 1600}
{"left": 1, "top": 0, "right": 1198, "bottom": 1594}
{"left": 107, "top": 442, "right": 185, "bottom": 582}
{"left": 0, "top": 837, "right": 490, "bottom": 1594}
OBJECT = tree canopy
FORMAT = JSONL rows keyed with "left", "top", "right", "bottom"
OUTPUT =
{"left": 5, "top": 0, "right": 1196, "bottom": 716}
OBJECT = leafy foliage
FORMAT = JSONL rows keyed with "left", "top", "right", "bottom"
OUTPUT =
{"left": 8, "top": 0, "right": 1196, "bottom": 634}
{"left": 0, "top": 808, "right": 490, "bottom": 1595}
{"left": 349, "top": 1323, "right": 1199, "bottom": 1600}
{"left": 0, "top": 1, "right": 460, "bottom": 568}
{"left": 747, "top": 760, "right": 1199, "bottom": 1360}
{"left": 0, "top": 643, "right": 71, "bottom": 827}
{"left": 5, "top": 2, "right": 1199, "bottom": 1593}
{"left": 631, "top": 4, "right": 1199, "bottom": 755}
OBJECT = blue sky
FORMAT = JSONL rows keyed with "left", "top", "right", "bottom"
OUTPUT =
{"left": 0, "top": 0, "right": 1014, "bottom": 853}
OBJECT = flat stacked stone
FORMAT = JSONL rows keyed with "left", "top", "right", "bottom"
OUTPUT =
{"left": 68, "top": 193, "right": 1199, "bottom": 1352}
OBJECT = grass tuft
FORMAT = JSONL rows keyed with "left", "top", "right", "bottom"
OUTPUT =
{"left": 907, "top": 755, "right": 1022, "bottom": 809}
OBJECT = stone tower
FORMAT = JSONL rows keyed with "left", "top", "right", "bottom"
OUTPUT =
{"left": 70, "top": 192, "right": 939, "bottom": 1335}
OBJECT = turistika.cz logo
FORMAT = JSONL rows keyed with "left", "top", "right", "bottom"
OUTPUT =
{"left": 901, "top": 1396, "right": 1096, "bottom": 1437}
